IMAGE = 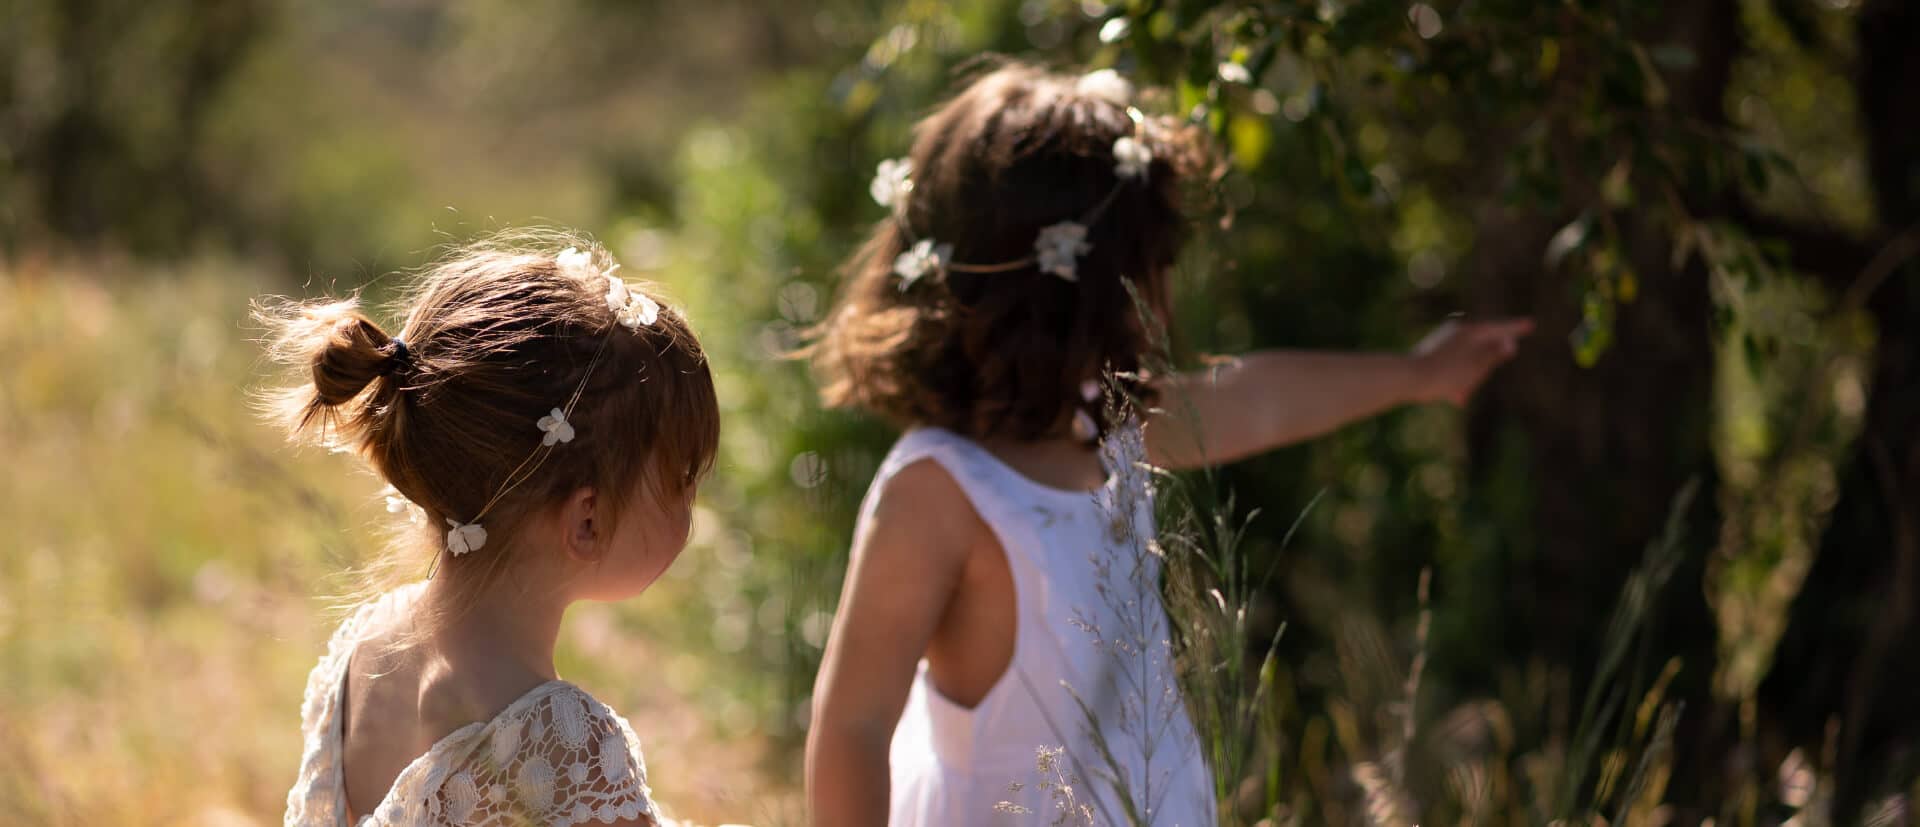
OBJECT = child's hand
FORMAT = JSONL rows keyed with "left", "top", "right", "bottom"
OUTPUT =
{"left": 1409, "top": 318, "right": 1535, "bottom": 406}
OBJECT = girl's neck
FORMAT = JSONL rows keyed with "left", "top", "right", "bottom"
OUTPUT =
{"left": 420, "top": 562, "right": 569, "bottom": 683}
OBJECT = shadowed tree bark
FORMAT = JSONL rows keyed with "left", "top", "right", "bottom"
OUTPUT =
{"left": 1460, "top": 0, "right": 1731, "bottom": 746}
{"left": 1761, "top": 0, "right": 1920, "bottom": 816}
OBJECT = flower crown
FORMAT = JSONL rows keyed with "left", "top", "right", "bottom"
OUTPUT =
{"left": 871, "top": 69, "right": 1154, "bottom": 291}
{"left": 388, "top": 245, "right": 660, "bottom": 558}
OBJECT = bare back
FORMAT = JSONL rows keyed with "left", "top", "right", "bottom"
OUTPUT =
{"left": 285, "top": 585, "right": 659, "bottom": 827}
{"left": 341, "top": 598, "right": 551, "bottom": 820}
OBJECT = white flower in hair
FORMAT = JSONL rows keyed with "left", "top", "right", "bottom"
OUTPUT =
{"left": 537, "top": 407, "right": 575, "bottom": 446}
{"left": 1218, "top": 61, "right": 1253, "bottom": 84}
{"left": 1076, "top": 68, "right": 1135, "bottom": 106}
{"left": 380, "top": 485, "right": 425, "bottom": 524}
{"left": 557, "top": 246, "right": 597, "bottom": 279}
{"left": 1035, "top": 221, "right": 1093, "bottom": 281}
{"left": 445, "top": 519, "right": 487, "bottom": 556}
{"left": 604, "top": 275, "right": 660, "bottom": 329}
{"left": 893, "top": 238, "right": 952, "bottom": 290}
{"left": 870, "top": 158, "right": 913, "bottom": 209}
{"left": 1113, "top": 136, "right": 1152, "bottom": 181}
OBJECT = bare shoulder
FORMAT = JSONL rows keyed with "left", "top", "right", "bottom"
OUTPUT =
{"left": 862, "top": 457, "right": 987, "bottom": 556}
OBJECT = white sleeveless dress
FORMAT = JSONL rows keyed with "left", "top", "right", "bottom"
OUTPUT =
{"left": 876, "top": 427, "right": 1217, "bottom": 827}
{"left": 283, "top": 585, "right": 660, "bottom": 827}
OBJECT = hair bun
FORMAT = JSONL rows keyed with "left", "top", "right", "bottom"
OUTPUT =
{"left": 256, "top": 297, "right": 406, "bottom": 440}
{"left": 312, "top": 312, "right": 399, "bottom": 406}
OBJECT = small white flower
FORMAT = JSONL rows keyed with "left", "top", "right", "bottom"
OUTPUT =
{"left": 1218, "top": 61, "right": 1253, "bottom": 84}
{"left": 605, "top": 272, "right": 628, "bottom": 311}
{"left": 536, "top": 407, "right": 575, "bottom": 446}
{"left": 870, "top": 157, "right": 913, "bottom": 209}
{"left": 1098, "top": 17, "right": 1131, "bottom": 44}
{"left": 1112, "top": 136, "right": 1152, "bottom": 181}
{"left": 892, "top": 238, "right": 952, "bottom": 290}
{"left": 556, "top": 246, "right": 597, "bottom": 279}
{"left": 1075, "top": 68, "right": 1134, "bottom": 106}
{"left": 617, "top": 292, "right": 660, "bottom": 329}
{"left": 1035, "top": 222, "right": 1092, "bottom": 281}
{"left": 381, "top": 485, "right": 424, "bottom": 525}
{"left": 445, "top": 519, "right": 487, "bottom": 556}
{"left": 605, "top": 275, "right": 660, "bottom": 329}
{"left": 382, "top": 485, "right": 409, "bottom": 514}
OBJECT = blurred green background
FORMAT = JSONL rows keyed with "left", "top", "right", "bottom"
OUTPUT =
{"left": 4, "top": 0, "right": 1918, "bottom": 824}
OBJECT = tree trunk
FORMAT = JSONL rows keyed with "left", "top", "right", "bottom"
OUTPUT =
{"left": 1761, "top": 0, "right": 1920, "bottom": 816}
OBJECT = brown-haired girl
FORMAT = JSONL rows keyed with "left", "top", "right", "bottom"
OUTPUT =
{"left": 266, "top": 235, "right": 718, "bottom": 827}
{"left": 804, "top": 62, "right": 1532, "bottom": 826}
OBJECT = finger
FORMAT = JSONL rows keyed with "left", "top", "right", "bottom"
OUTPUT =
{"left": 1472, "top": 318, "right": 1536, "bottom": 340}
{"left": 1475, "top": 337, "right": 1517, "bottom": 365}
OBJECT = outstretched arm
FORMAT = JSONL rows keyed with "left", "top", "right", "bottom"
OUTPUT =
{"left": 1144, "top": 319, "right": 1532, "bottom": 470}
{"left": 806, "top": 460, "right": 982, "bottom": 827}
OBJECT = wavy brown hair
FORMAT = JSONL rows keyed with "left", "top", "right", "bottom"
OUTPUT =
{"left": 256, "top": 230, "right": 719, "bottom": 623}
{"left": 808, "top": 61, "right": 1210, "bottom": 441}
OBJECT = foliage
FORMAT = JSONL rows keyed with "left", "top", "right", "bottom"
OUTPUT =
{"left": 4, "top": 0, "right": 1916, "bottom": 823}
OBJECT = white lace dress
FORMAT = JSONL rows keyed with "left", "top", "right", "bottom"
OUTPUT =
{"left": 284, "top": 587, "right": 660, "bottom": 827}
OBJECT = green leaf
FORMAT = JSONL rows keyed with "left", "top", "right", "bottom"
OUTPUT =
{"left": 1571, "top": 289, "right": 1616, "bottom": 368}
{"left": 1344, "top": 155, "right": 1374, "bottom": 195}
{"left": 1229, "top": 113, "right": 1273, "bottom": 171}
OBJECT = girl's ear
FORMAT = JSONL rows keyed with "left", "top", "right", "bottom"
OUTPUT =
{"left": 560, "top": 487, "right": 602, "bottom": 562}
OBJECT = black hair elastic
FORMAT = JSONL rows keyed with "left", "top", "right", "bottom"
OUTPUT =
{"left": 383, "top": 338, "right": 413, "bottom": 377}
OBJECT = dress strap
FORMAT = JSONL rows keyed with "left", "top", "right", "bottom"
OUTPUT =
{"left": 866, "top": 428, "right": 1035, "bottom": 534}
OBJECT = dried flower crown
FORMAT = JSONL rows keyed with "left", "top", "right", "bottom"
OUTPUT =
{"left": 872, "top": 69, "right": 1153, "bottom": 290}
{"left": 385, "top": 245, "right": 659, "bottom": 558}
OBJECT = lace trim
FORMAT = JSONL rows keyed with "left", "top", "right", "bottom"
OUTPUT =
{"left": 388, "top": 685, "right": 656, "bottom": 826}
{"left": 285, "top": 593, "right": 391, "bottom": 825}
{"left": 284, "top": 588, "right": 658, "bottom": 826}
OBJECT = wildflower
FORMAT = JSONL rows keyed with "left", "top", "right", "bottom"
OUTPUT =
{"left": 383, "top": 485, "right": 410, "bottom": 515}
{"left": 893, "top": 238, "right": 952, "bottom": 290}
{"left": 556, "top": 247, "right": 597, "bottom": 279}
{"left": 1112, "top": 136, "right": 1153, "bottom": 181}
{"left": 1035, "top": 222, "right": 1092, "bottom": 281}
{"left": 445, "top": 519, "right": 487, "bottom": 556}
{"left": 537, "top": 408, "right": 575, "bottom": 446}
{"left": 870, "top": 157, "right": 913, "bottom": 209}
{"left": 1075, "top": 68, "right": 1134, "bottom": 106}
{"left": 382, "top": 485, "right": 424, "bottom": 525}
{"left": 1218, "top": 61, "right": 1253, "bottom": 84}
{"left": 605, "top": 276, "right": 659, "bottom": 329}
